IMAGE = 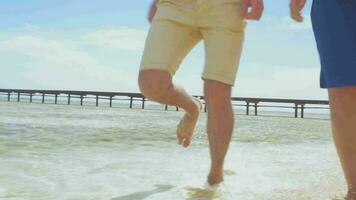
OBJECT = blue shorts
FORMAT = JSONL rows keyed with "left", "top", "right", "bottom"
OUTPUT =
{"left": 311, "top": 0, "right": 356, "bottom": 88}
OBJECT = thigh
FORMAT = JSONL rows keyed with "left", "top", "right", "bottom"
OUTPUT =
{"left": 140, "top": 15, "right": 201, "bottom": 76}
{"left": 200, "top": 3, "right": 246, "bottom": 86}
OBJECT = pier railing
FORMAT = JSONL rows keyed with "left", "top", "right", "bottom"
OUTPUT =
{"left": 0, "top": 89, "right": 330, "bottom": 118}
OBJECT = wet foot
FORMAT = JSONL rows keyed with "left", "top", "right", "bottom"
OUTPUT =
{"left": 207, "top": 173, "right": 224, "bottom": 186}
{"left": 176, "top": 98, "right": 201, "bottom": 148}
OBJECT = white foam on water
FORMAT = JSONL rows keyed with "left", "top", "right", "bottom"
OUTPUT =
{"left": 0, "top": 102, "right": 346, "bottom": 200}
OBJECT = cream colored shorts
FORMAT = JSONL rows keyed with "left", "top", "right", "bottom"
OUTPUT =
{"left": 140, "top": 0, "right": 246, "bottom": 85}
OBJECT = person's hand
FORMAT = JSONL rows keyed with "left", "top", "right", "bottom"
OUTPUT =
{"left": 290, "top": 0, "right": 307, "bottom": 22}
{"left": 242, "top": 0, "right": 264, "bottom": 20}
{"left": 148, "top": 1, "right": 157, "bottom": 23}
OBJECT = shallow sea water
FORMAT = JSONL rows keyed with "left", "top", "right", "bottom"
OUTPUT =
{"left": 0, "top": 101, "right": 346, "bottom": 200}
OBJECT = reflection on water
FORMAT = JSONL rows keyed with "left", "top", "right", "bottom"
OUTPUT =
{"left": 185, "top": 183, "right": 232, "bottom": 200}
{"left": 223, "top": 170, "right": 236, "bottom": 176}
{"left": 0, "top": 102, "right": 346, "bottom": 200}
{"left": 331, "top": 197, "right": 344, "bottom": 200}
{"left": 186, "top": 187, "right": 221, "bottom": 200}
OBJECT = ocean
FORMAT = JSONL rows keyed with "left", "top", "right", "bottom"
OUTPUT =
{"left": 0, "top": 101, "right": 346, "bottom": 200}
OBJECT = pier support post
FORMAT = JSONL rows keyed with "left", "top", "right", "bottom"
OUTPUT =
{"left": 246, "top": 102, "right": 250, "bottom": 115}
{"left": 165, "top": 104, "right": 168, "bottom": 111}
{"left": 68, "top": 94, "right": 71, "bottom": 105}
{"left": 17, "top": 93, "right": 20, "bottom": 102}
{"left": 42, "top": 93, "right": 45, "bottom": 104}
{"left": 30, "top": 93, "right": 33, "bottom": 103}
{"left": 142, "top": 97, "right": 145, "bottom": 109}
{"left": 301, "top": 104, "right": 305, "bottom": 119}
{"left": 254, "top": 102, "right": 258, "bottom": 116}
{"left": 176, "top": 106, "right": 179, "bottom": 111}
{"left": 294, "top": 104, "right": 298, "bottom": 118}
{"left": 130, "top": 97, "right": 133, "bottom": 109}
{"left": 7, "top": 92, "right": 10, "bottom": 102}
{"left": 109, "top": 96, "right": 113, "bottom": 107}
{"left": 55, "top": 94, "right": 58, "bottom": 104}
{"left": 96, "top": 95, "right": 99, "bottom": 107}
{"left": 80, "top": 95, "right": 84, "bottom": 106}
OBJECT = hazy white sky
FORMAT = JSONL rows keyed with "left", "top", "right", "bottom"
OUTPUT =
{"left": 0, "top": 0, "right": 327, "bottom": 100}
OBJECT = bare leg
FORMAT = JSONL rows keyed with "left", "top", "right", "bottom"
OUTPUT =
{"left": 328, "top": 87, "right": 356, "bottom": 200}
{"left": 204, "top": 80, "right": 234, "bottom": 185}
{"left": 139, "top": 69, "right": 200, "bottom": 147}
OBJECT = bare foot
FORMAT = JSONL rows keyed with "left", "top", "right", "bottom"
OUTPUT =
{"left": 207, "top": 173, "right": 224, "bottom": 186}
{"left": 176, "top": 98, "right": 201, "bottom": 148}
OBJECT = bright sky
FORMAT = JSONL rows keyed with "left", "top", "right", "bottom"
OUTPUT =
{"left": 0, "top": 0, "right": 327, "bottom": 100}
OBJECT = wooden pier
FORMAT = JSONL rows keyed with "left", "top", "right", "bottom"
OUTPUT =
{"left": 0, "top": 89, "right": 330, "bottom": 118}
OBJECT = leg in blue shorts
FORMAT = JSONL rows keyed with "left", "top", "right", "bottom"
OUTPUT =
{"left": 291, "top": 0, "right": 356, "bottom": 199}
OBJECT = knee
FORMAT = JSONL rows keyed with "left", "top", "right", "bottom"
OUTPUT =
{"left": 204, "top": 79, "right": 232, "bottom": 109}
{"left": 138, "top": 70, "right": 172, "bottom": 99}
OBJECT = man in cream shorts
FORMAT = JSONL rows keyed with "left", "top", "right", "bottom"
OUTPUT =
{"left": 138, "top": 0, "right": 263, "bottom": 185}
